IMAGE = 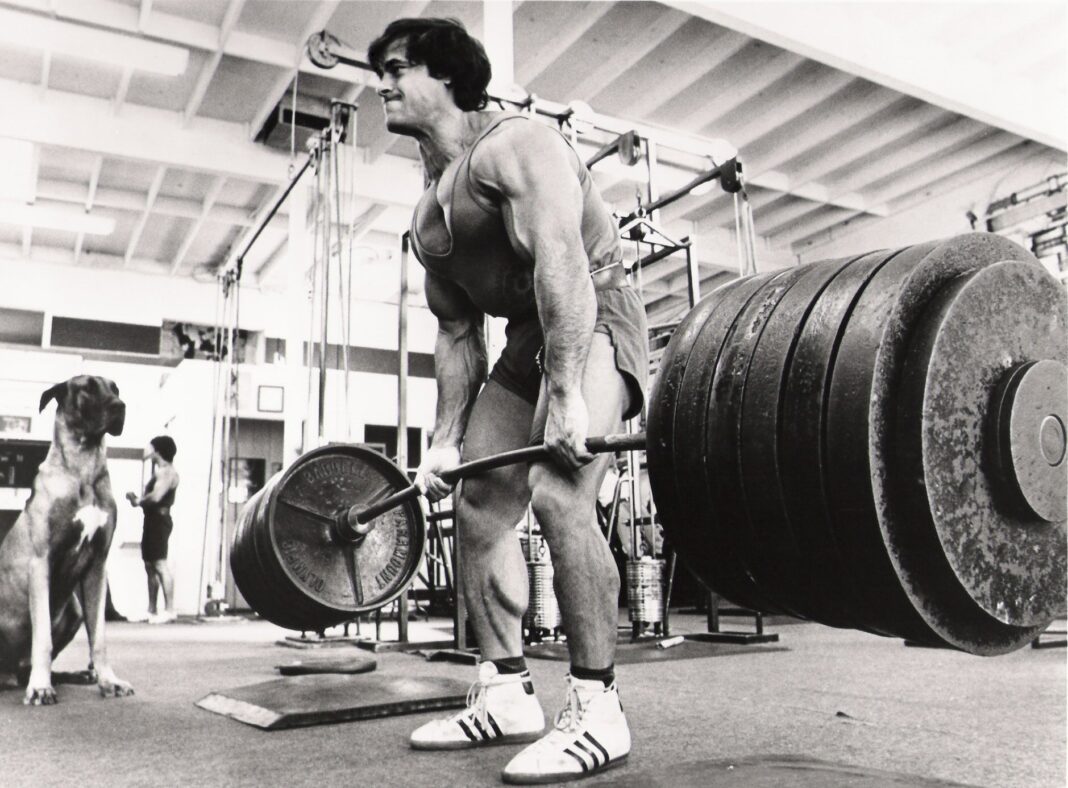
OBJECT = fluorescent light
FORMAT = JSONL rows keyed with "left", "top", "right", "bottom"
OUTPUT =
{"left": 0, "top": 10, "right": 188, "bottom": 76}
{"left": 0, "top": 139, "right": 35, "bottom": 203}
{"left": 0, "top": 202, "right": 115, "bottom": 235}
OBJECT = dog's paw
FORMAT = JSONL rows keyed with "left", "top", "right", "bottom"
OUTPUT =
{"left": 98, "top": 677, "right": 134, "bottom": 698}
{"left": 24, "top": 686, "right": 58, "bottom": 706}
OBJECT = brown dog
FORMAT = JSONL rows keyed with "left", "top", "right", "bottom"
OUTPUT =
{"left": 0, "top": 375, "right": 133, "bottom": 704}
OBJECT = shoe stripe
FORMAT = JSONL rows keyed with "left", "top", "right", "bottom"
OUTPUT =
{"left": 456, "top": 719, "right": 479, "bottom": 741}
{"left": 471, "top": 718, "right": 491, "bottom": 739}
{"left": 563, "top": 747, "right": 590, "bottom": 773}
{"left": 486, "top": 712, "right": 503, "bottom": 738}
{"left": 583, "top": 731, "right": 611, "bottom": 764}
{"left": 573, "top": 740, "right": 602, "bottom": 768}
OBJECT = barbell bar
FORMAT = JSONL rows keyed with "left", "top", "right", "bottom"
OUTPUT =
{"left": 342, "top": 432, "right": 647, "bottom": 533}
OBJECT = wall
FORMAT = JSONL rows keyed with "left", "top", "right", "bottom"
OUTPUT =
{"left": 0, "top": 245, "right": 442, "bottom": 618}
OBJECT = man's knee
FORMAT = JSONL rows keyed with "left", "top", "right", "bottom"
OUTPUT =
{"left": 529, "top": 471, "right": 590, "bottom": 535}
{"left": 457, "top": 470, "right": 527, "bottom": 523}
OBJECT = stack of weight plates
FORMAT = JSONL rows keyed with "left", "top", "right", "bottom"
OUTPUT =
{"left": 646, "top": 232, "right": 1067, "bottom": 655}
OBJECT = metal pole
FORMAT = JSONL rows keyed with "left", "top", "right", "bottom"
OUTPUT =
{"left": 685, "top": 242, "right": 700, "bottom": 308}
{"left": 396, "top": 232, "right": 410, "bottom": 644}
{"left": 317, "top": 137, "right": 330, "bottom": 441}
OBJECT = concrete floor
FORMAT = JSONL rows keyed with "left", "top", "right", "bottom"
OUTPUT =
{"left": 0, "top": 612, "right": 1063, "bottom": 788}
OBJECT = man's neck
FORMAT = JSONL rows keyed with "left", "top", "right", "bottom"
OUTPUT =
{"left": 417, "top": 111, "right": 495, "bottom": 181}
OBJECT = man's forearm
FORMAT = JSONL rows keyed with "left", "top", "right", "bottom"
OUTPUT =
{"left": 535, "top": 252, "right": 597, "bottom": 397}
{"left": 432, "top": 319, "right": 487, "bottom": 448}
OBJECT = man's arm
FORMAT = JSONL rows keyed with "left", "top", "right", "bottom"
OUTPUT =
{"left": 425, "top": 270, "right": 487, "bottom": 449}
{"left": 416, "top": 270, "right": 486, "bottom": 500}
{"left": 473, "top": 124, "right": 597, "bottom": 469}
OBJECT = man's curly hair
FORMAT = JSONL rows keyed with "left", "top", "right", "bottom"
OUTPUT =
{"left": 368, "top": 17, "right": 491, "bottom": 112}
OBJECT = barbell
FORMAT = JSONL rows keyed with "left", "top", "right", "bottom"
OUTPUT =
{"left": 231, "top": 233, "right": 1067, "bottom": 655}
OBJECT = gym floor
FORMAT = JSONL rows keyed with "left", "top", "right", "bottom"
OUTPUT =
{"left": 0, "top": 611, "right": 1063, "bottom": 788}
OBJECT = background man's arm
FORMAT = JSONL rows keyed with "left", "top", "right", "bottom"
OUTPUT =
{"left": 132, "top": 469, "right": 177, "bottom": 507}
{"left": 475, "top": 125, "right": 596, "bottom": 468}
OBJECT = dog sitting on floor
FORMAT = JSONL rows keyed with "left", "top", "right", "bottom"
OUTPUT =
{"left": 0, "top": 375, "right": 134, "bottom": 705}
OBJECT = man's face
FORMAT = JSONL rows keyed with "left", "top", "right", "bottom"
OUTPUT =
{"left": 376, "top": 38, "right": 454, "bottom": 135}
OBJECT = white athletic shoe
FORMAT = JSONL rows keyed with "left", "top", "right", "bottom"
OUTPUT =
{"left": 502, "top": 675, "right": 631, "bottom": 784}
{"left": 409, "top": 662, "right": 545, "bottom": 750}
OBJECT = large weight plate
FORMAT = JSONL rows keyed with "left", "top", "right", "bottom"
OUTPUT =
{"left": 902, "top": 262, "right": 1066, "bottom": 626}
{"left": 232, "top": 445, "right": 426, "bottom": 631}
{"left": 778, "top": 247, "right": 910, "bottom": 637}
{"left": 737, "top": 253, "right": 865, "bottom": 628}
{"left": 829, "top": 233, "right": 1050, "bottom": 654}
{"left": 704, "top": 267, "right": 811, "bottom": 617}
{"left": 672, "top": 272, "right": 783, "bottom": 612}
{"left": 646, "top": 278, "right": 750, "bottom": 579}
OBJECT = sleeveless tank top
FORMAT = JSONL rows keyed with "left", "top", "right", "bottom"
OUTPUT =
{"left": 144, "top": 476, "right": 175, "bottom": 511}
{"left": 410, "top": 112, "right": 623, "bottom": 320}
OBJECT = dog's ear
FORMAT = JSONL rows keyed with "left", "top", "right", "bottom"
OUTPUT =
{"left": 39, "top": 381, "right": 68, "bottom": 413}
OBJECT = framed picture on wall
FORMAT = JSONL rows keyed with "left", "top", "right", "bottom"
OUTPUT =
{"left": 257, "top": 385, "right": 284, "bottom": 413}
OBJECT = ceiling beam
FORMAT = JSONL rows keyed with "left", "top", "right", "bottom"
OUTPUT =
{"left": 38, "top": 178, "right": 267, "bottom": 227}
{"left": 514, "top": 1, "right": 615, "bottom": 87}
{"left": 860, "top": 131, "right": 1027, "bottom": 206}
{"left": 783, "top": 101, "right": 946, "bottom": 188}
{"left": 571, "top": 6, "right": 690, "bottom": 100}
{"left": 674, "top": 45, "right": 803, "bottom": 131}
{"left": 248, "top": 1, "right": 341, "bottom": 141}
{"left": 171, "top": 176, "right": 225, "bottom": 274}
{"left": 39, "top": 50, "right": 50, "bottom": 96}
{"left": 793, "top": 143, "right": 1050, "bottom": 257}
{"left": 124, "top": 165, "right": 166, "bottom": 267}
{"left": 712, "top": 60, "right": 853, "bottom": 147}
{"left": 6, "top": 0, "right": 369, "bottom": 84}
{"left": 22, "top": 144, "right": 40, "bottom": 257}
{"left": 73, "top": 155, "right": 103, "bottom": 264}
{"left": 825, "top": 117, "right": 989, "bottom": 194}
{"left": 0, "top": 77, "right": 290, "bottom": 183}
{"left": 662, "top": 1, "right": 1065, "bottom": 150}
{"left": 625, "top": 26, "right": 750, "bottom": 120}
{"left": 113, "top": 65, "right": 132, "bottom": 112}
{"left": 183, "top": 0, "right": 246, "bottom": 126}
{"left": 2, "top": 241, "right": 169, "bottom": 275}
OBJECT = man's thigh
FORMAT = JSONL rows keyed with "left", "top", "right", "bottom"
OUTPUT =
{"left": 531, "top": 332, "right": 629, "bottom": 454}
{"left": 530, "top": 331, "right": 630, "bottom": 493}
{"left": 457, "top": 380, "right": 537, "bottom": 525}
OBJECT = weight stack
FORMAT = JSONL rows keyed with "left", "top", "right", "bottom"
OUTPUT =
{"left": 520, "top": 533, "right": 561, "bottom": 637}
{"left": 626, "top": 558, "right": 666, "bottom": 626}
{"left": 646, "top": 232, "right": 1067, "bottom": 655}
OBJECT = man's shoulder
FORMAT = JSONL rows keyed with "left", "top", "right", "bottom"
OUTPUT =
{"left": 480, "top": 114, "right": 567, "bottom": 152}
{"left": 472, "top": 115, "right": 577, "bottom": 181}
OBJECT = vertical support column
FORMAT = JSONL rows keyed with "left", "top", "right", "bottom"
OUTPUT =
{"left": 685, "top": 240, "right": 701, "bottom": 308}
{"left": 284, "top": 167, "right": 311, "bottom": 468}
{"left": 482, "top": 0, "right": 515, "bottom": 92}
{"left": 397, "top": 232, "right": 410, "bottom": 644}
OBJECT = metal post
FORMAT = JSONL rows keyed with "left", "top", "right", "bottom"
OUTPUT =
{"left": 685, "top": 241, "right": 701, "bottom": 308}
{"left": 396, "top": 232, "right": 410, "bottom": 644}
{"left": 316, "top": 138, "right": 330, "bottom": 441}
